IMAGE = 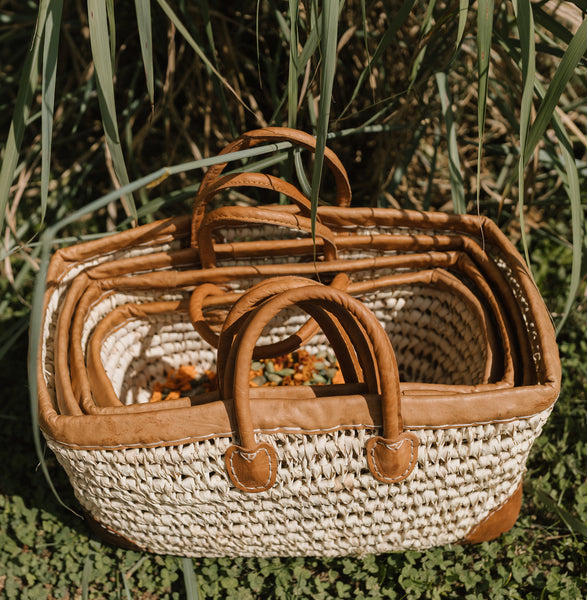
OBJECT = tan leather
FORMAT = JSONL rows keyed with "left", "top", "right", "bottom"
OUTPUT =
{"left": 77, "top": 266, "right": 505, "bottom": 415}
{"left": 191, "top": 127, "right": 352, "bottom": 244}
{"left": 59, "top": 258, "right": 517, "bottom": 419}
{"left": 224, "top": 442, "right": 278, "bottom": 493}
{"left": 366, "top": 433, "right": 420, "bottom": 484}
{"left": 464, "top": 482, "right": 523, "bottom": 543}
{"left": 215, "top": 275, "right": 377, "bottom": 397}
{"left": 220, "top": 284, "right": 418, "bottom": 485}
{"left": 197, "top": 204, "right": 339, "bottom": 268}
{"left": 39, "top": 383, "right": 559, "bottom": 451}
{"left": 198, "top": 171, "right": 317, "bottom": 216}
{"left": 39, "top": 199, "right": 561, "bottom": 448}
{"left": 82, "top": 510, "right": 145, "bottom": 552}
{"left": 189, "top": 273, "right": 350, "bottom": 360}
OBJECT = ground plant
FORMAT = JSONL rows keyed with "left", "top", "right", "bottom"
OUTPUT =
{"left": 0, "top": 0, "right": 586, "bottom": 598}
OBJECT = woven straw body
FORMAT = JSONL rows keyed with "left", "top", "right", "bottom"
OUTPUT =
{"left": 47, "top": 413, "right": 550, "bottom": 557}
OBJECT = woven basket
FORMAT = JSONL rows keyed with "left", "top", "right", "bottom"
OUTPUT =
{"left": 37, "top": 128, "right": 561, "bottom": 556}
{"left": 80, "top": 267, "right": 506, "bottom": 412}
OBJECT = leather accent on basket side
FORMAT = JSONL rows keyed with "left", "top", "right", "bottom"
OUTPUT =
{"left": 83, "top": 510, "right": 145, "bottom": 551}
{"left": 464, "top": 481, "right": 523, "bottom": 544}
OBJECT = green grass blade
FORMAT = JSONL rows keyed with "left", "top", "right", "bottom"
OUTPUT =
{"left": 155, "top": 0, "right": 249, "bottom": 113}
{"left": 524, "top": 18, "right": 587, "bottom": 165}
{"left": 88, "top": 0, "right": 135, "bottom": 220}
{"left": 287, "top": 0, "right": 300, "bottom": 128}
{"left": 28, "top": 235, "right": 80, "bottom": 515}
{"left": 555, "top": 128, "right": 584, "bottom": 335}
{"left": 475, "top": 0, "right": 494, "bottom": 215}
{"left": 527, "top": 76, "right": 584, "bottom": 333}
{"left": 359, "top": 0, "right": 372, "bottom": 97}
{"left": 195, "top": 0, "right": 237, "bottom": 137}
{"left": 106, "top": 0, "right": 116, "bottom": 64}
{"left": 512, "top": 0, "right": 536, "bottom": 268}
{"left": 134, "top": 0, "right": 154, "bottom": 106}
{"left": 81, "top": 553, "right": 93, "bottom": 600}
{"left": 408, "top": 0, "right": 437, "bottom": 89}
{"left": 310, "top": 0, "right": 340, "bottom": 237}
{"left": 533, "top": 4, "right": 575, "bottom": 46}
{"left": 456, "top": 0, "right": 469, "bottom": 48}
{"left": 121, "top": 570, "right": 134, "bottom": 600}
{"left": 0, "top": 0, "right": 49, "bottom": 236}
{"left": 537, "top": 490, "right": 587, "bottom": 538}
{"left": 40, "top": 0, "right": 63, "bottom": 226}
{"left": 435, "top": 71, "right": 465, "bottom": 214}
{"left": 550, "top": 111, "right": 584, "bottom": 335}
{"left": 180, "top": 558, "right": 200, "bottom": 600}
{"left": 339, "top": 0, "right": 416, "bottom": 117}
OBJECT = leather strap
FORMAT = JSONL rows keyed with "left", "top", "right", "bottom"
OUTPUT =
{"left": 216, "top": 276, "right": 379, "bottom": 398}
{"left": 191, "top": 127, "right": 351, "bottom": 246}
{"left": 189, "top": 273, "right": 351, "bottom": 364}
{"left": 196, "top": 203, "right": 339, "bottom": 268}
{"left": 221, "top": 283, "right": 419, "bottom": 492}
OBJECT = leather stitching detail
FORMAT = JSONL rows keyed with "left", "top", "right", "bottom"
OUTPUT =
{"left": 369, "top": 437, "right": 417, "bottom": 483}
{"left": 228, "top": 446, "right": 274, "bottom": 491}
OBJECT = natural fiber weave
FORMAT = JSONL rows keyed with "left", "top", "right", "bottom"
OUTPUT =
{"left": 93, "top": 279, "right": 492, "bottom": 408}
{"left": 47, "top": 410, "right": 551, "bottom": 557}
{"left": 36, "top": 127, "right": 561, "bottom": 555}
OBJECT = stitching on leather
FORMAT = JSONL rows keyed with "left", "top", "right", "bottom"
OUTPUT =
{"left": 46, "top": 411, "right": 550, "bottom": 450}
{"left": 228, "top": 446, "right": 274, "bottom": 491}
{"left": 369, "top": 437, "right": 416, "bottom": 483}
{"left": 46, "top": 406, "right": 555, "bottom": 451}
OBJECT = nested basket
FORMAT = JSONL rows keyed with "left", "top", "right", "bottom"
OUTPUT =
{"left": 37, "top": 128, "right": 561, "bottom": 557}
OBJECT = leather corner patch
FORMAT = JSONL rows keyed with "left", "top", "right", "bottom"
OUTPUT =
{"left": 225, "top": 442, "right": 278, "bottom": 493}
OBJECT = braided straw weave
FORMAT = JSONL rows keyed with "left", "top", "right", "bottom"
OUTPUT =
{"left": 88, "top": 279, "right": 492, "bottom": 407}
{"left": 47, "top": 414, "right": 551, "bottom": 557}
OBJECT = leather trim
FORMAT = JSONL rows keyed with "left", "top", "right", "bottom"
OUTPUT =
{"left": 40, "top": 385, "right": 558, "bottom": 450}
{"left": 464, "top": 481, "right": 523, "bottom": 544}
{"left": 225, "top": 443, "right": 278, "bottom": 493}
{"left": 82, "top": 509, "right": 145, "bottom": 551}
{"left": 38, "top": 206, "right": 561, "bottom": 450}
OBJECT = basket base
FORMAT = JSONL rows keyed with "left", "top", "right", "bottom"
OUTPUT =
{"left": 83, "top": 509, "right": 144, "bottom": 552}
{"left": 83, "top": 481, "right": 524, "bottom": 554}
{"left": 464, "top": 481, "right": 523, "bottom": 544}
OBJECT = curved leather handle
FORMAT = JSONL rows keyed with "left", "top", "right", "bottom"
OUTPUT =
{"left": 215, "top": 275, "right": 379, "bottom": 398}
{"left": 191, "top": 127, "right": 351, "bottom": 245}
{"left": 221, "top": 283, "right": 419, "bottom": 493}
{"left": 197, "top": 203, "right": 339, "bottom": 268}
{"left": 189, "top": 274, "right": 353, "bottom": 366}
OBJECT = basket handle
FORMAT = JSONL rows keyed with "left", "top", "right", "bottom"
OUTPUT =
{"left": 191, "top": 173, "right": 336, "bottom": 267}
{"left": 220, "top": 283, "right": 419, "bottom": 493}
{"left": 191, "top": 127, "right": 351, "bottom": 245}
{"left": 189, "top": 273, "right": 354, "bottom": 365}
{"left": 196, "top": 206, "right": 338, "bottom": 270}
{"left": 213, "top": 275, "right": 379, "bottom": 397}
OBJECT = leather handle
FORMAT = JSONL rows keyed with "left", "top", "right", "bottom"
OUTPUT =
{"left": 197, "top": 203, "right": 339, "bottom": 268}
{"left": 214, "top": 275, "right": 379, "bottom": 398}
{"left": 189, "top": 273, "right": 354, "bottom": 367}
{"left": 191, "top": 127, "right": 351, "bottom": 246}
{"left": 221, "top": 283, "right": 419, "bottom": 493}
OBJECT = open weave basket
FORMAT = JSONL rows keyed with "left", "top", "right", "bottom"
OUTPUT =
{"left": 37, "top": 128, "right": 561, "bottom": 556}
